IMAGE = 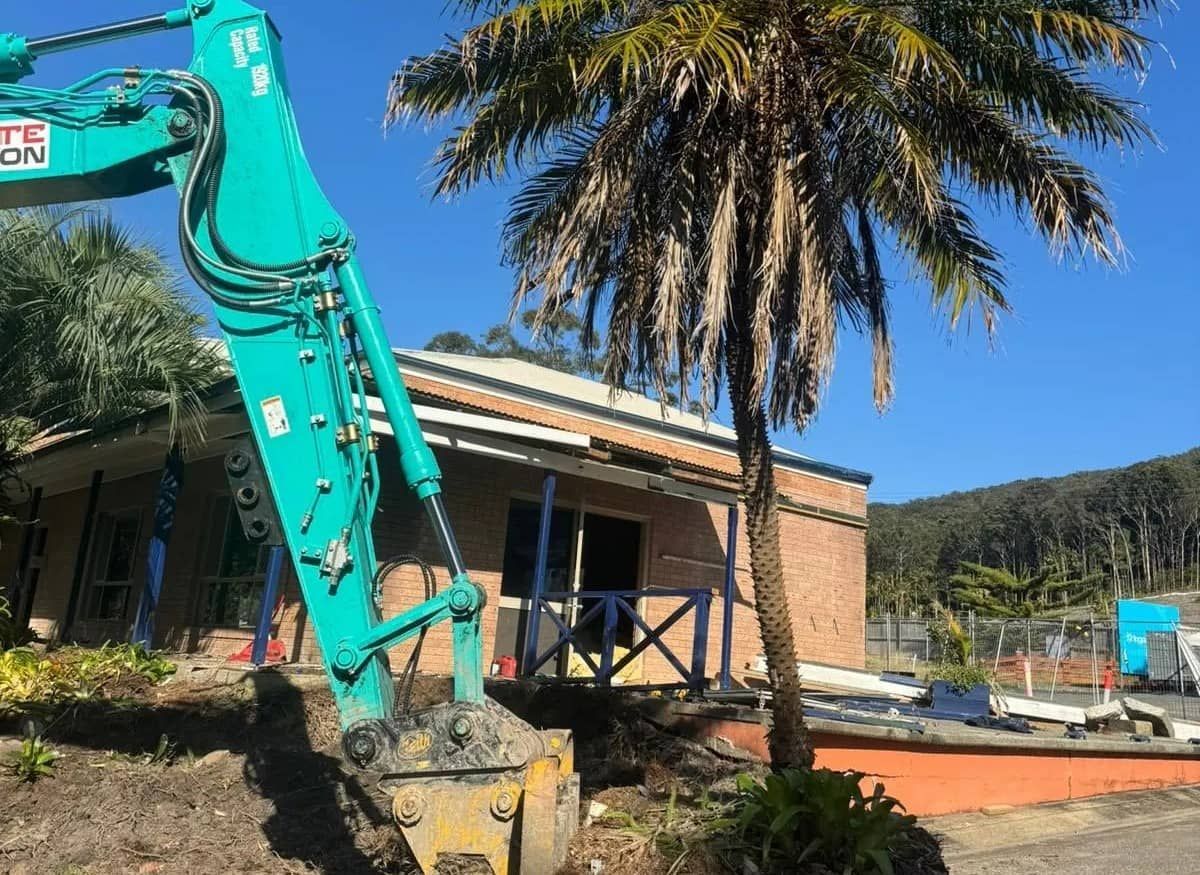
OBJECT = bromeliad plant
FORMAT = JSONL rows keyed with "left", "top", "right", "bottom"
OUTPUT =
{"left": 728, "top": 768, "right": 916, "bottom": 874}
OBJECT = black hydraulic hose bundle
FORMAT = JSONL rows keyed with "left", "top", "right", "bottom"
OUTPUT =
{"left": 374, "top": 554, "right": 438, "bottom": 716}
{"left": 169, "top": 70, "right": 327, "bottom": 308}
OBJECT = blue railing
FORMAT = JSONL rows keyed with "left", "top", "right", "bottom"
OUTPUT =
{"left": 524, "top": 587, "right": 712, "bottom": 690}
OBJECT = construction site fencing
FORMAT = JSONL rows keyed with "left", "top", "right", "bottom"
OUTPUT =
{"left": 866, "top": 614, "right": 1200, "bottom": 722}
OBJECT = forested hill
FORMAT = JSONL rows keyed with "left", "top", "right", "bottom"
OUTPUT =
{"left": 867, "top": 448, "right": 1200, "bottom": 617}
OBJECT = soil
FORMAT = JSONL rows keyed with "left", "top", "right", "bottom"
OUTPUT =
{"left": 0, "top": 672, "right": 757, "bottom": 875}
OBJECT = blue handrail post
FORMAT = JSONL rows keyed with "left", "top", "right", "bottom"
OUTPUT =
{"left": 251, "top": 545, "right": 286, "bottom": 667}
{"left": 719, "top": 504, "right": 739, "bottom": 689}
{"left": 522, "top": 470, "right": 556, "bottom": 675}
{"left": 598, "top": 595, "right": 618, "bottom": 683}
{"left": 132, "top": 448, "right": 184, "bottom": 649}
{"left": 691, "top": 592, "right": 711, "bottom": 689}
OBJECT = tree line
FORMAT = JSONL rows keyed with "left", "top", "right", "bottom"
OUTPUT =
{"left": 868, "top": 448, "right": 1200, "bottom": 618}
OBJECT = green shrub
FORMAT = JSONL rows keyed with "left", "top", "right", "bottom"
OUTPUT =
{"left": 7, "top": 736, "right": 57, "bottom": 783}
{"left": 928, "top": 662, "right": 994, "bottom": 694}
{"left": 0, "top": 649, "right": 77, "bottom": 708}
{"left": 927, "top": 607, "right": 971, "bottom": 666}
{"left": 726, "top": 768, "right": 916, "bottom": 874}
{"left": 0, "top": 643, "right": 175, "bottom": 714}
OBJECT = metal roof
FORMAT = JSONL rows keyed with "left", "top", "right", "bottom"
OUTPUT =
{"left": 13, "top": 346, "right": 872, "bottom": 492}
{"left": 395, "top": 349, "right": 873, "bottom": 487}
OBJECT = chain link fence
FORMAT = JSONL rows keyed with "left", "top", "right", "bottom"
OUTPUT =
{"left": 866, "top": 614, "right": 1200, "bottom": 721}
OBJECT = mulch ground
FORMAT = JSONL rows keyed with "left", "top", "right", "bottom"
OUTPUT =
{"left": 0, "top": 673, "right": 756, "bottom": 874}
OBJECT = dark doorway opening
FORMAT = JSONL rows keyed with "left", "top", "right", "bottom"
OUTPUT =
{"left": 573, "top": 512, "right": 642, "bottom": 658}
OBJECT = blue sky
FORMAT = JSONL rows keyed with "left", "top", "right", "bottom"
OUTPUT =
{"left": 7, "top": 2, "right": 1197, "bottom": 503}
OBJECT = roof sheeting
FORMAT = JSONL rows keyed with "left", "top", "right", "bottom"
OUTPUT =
{"left": 396, "top": 349, "right": 872, "bottom": 487}
{"left": 401, "top": 349, "right": 741, "bottom": 441}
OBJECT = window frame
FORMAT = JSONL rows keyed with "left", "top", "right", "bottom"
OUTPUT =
{"left": 84, "top": 507, "right": 144, "bottom": 622}
{"left": 195, "top": 494, "right": 271, "bottom": 630}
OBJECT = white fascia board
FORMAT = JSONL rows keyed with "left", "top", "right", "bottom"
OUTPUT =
{"left": 358, "top": 395, "right": 590, "bottom": 450}
{"left": 367, "top": 412, "right": 735, "bottom": 507}
{"left": 795, "top": 662, "right": 927, "bottom": 699}
{"left": 397, "top": 358, "right": 869, "bottom": 491}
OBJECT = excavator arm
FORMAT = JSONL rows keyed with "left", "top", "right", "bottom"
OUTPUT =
{"left": 0, "top": 4, "right": 577, "bottom": 872}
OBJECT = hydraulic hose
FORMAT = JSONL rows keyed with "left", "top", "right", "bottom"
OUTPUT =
{"left": 170, "top": 80, "right": 293, "bottom": 307}
{"left": 172, "top": 70, "right": 320, "bottom": 276}
{"left": 374, "top": 555, "right": 438, "bottom": 716}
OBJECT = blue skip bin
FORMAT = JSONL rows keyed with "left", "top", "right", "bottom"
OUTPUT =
{"left": 1117, "top": 599, "right": 1180, "bottom": 676}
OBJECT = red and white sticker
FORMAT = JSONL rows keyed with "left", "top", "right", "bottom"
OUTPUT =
{"left": 0, "top": 121, "right": 49, "bottom": 172}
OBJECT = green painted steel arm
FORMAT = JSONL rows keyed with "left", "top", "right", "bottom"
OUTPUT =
{"left": 0, "top": 1, "right": 486, "bottom": 727}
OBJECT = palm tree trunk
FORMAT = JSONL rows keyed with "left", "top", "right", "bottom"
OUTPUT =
{"left": 727, "top": 348, "right": 813, "bottom": 770}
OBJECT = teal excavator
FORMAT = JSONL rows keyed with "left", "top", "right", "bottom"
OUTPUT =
{"left": 0, "top": 3, "right": 578, "bottom": 871}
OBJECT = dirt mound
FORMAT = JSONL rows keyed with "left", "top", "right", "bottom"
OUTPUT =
{"left": 0, "top": 675, "right": 415, "bottom": 874}
{"left": 0, "top": 675, "right": 760, "bottom": 874}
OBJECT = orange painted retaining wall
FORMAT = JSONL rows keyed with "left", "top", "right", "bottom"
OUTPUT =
{"left": 812, "top": 732, "right": 1200, "bottom": 816}
{"left": 648, "top": 703, "right": 1200, "bottom": 817}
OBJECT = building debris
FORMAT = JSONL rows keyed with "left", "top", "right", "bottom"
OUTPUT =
{"left": 1123, "top": 697, "right": 1176, "bottom": 739}
{"left": 1084, "top": 699, "right": 1125, "bottom": 730}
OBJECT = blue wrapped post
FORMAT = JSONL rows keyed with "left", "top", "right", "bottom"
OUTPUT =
{"left": 132, "top": 449, "right": 184, "bottom": 649}
{"left": 598, "top": 595, "right": 618, "bottom": 683}
{"left": 251, "top": 546, "right": 286, "bottom": 666}
{"left": 691, "top": 592, "right": 712, "bottom": 689}
{"left": 719, "top": 504, "right": 739, "bottom": 689}
{"left": 522, "top": 471, "right": 556, "bottom": 675}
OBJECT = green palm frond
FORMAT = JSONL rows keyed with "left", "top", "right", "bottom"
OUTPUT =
{"left": 0, "top": 207, "right": 221, "bottom": 456}
{"left": 823, "top": 3, "right": 965, "bottom": 85}
{"left": 584, "top": 3, "right": 751, "bottom": 90}
{"left": 388, "top": 0, "right": 1165, "bottom": 430}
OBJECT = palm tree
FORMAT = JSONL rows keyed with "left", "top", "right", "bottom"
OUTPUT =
{"left": 387, "top": 1, "right": 1164, "bottom": 768}
{"left": 0, "top": 207, "right": 221, "bottom": 527}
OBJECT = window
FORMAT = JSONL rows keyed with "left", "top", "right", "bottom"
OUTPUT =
{"left": 498, "top": 499, "right": 576, "bottom": 602}
{"left": 86, "top": 511, "right": 142, "bottom": 621}
{"left": 198, "top": 496, "right": 270, "bottom": 628}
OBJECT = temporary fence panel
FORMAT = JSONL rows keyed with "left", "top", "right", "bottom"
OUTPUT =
{"left": 866, "top": 608, "right": 1200, "bottom": 722}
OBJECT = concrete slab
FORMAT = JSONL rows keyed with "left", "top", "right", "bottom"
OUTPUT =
{"left": 1124, "top": 696, "right": 1176, "bottom": 739}
{"left": 934, "top": 785, "right": 1200, "bottom": 874}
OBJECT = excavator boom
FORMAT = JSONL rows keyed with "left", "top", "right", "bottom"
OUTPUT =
{"left": 0, "top": 4, "right": 577, "bottom": 871}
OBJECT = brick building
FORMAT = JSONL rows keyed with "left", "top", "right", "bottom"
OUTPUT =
{"left": 0, "top": 350, "right": 870, "bottom": 686}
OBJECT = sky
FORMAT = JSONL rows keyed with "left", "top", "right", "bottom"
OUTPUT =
{"left": 6, "top": 2, "right": 1198, "bottom": 503}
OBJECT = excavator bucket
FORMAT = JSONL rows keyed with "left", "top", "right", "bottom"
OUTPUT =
{"left": 346, "top": 699, "right": 579, "bottom": 874}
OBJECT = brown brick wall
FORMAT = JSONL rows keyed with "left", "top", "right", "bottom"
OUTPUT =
{"left": 1, "top": 443, "right": 865, "bottom": 684}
